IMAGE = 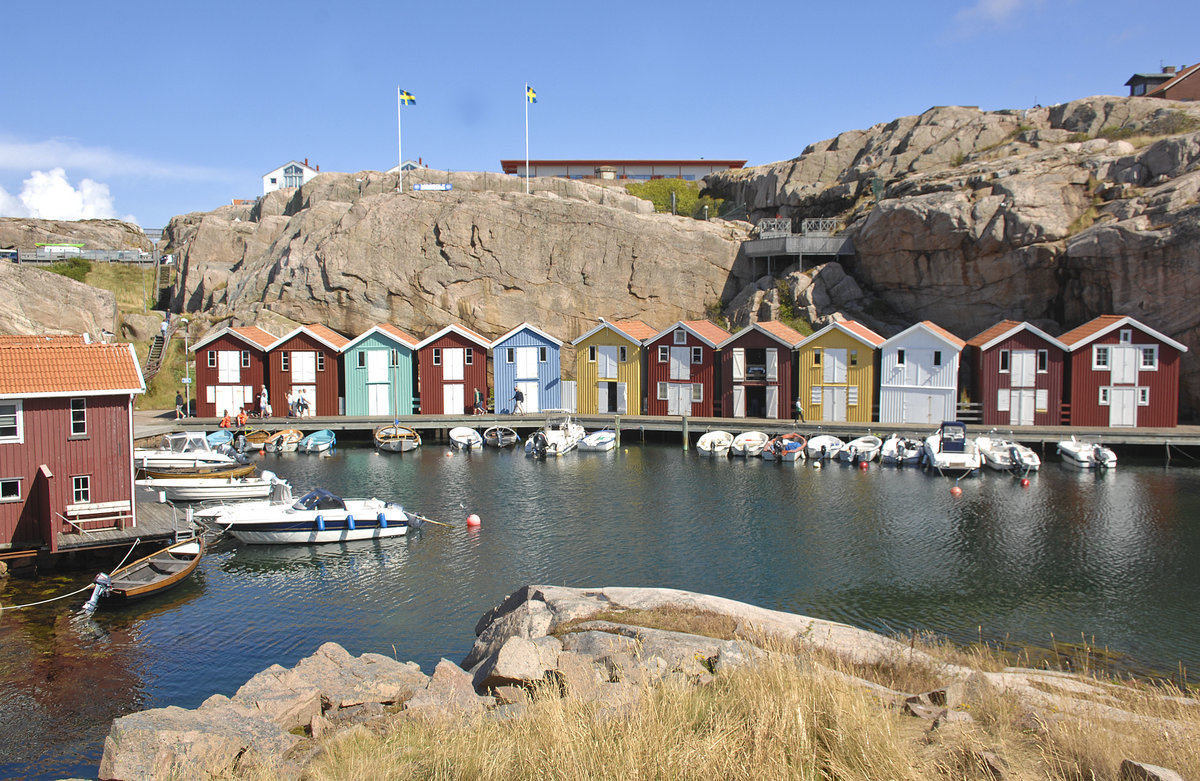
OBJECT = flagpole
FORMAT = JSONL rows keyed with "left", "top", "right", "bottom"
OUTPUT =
{"left": 524, "top": 82, "right": 530, "bottom": 195}
{"left": 403, "top": 86, "right": 408, "bottom": 191}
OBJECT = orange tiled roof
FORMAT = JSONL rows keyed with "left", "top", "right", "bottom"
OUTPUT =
{"left": 0, "top": 341, "right": 144, "bottom": 396}
{"left": 755, "top": 320, "right": 807, "bottom": 346}
{"left": 376, "top": 323, "right": 418, "bottom": 347}
{"left": 612, "top": 319, "right": 657, "bottom": 341}
{"left": 682, "top": 320, "right": 733, "bottom": 346}
{"left": 965, "top": 319, "right": 1023, "bottom": 348}
{"left": 838, "top": 320, "right": 885, "bottom": 347}
{"left": 304, "top": 323, "right": 350, "bottom": 350}
{"left": 1058, "top": 315, "right": 1128, "bottom": 348}
{"left": 0, "top": 334, "right": 88, "bottom": 345}
{"left": 920, "top": 320, "right": 966, "bottom": 349}
{"left": 231, "top": 326, "right": 276, "bottom": 349}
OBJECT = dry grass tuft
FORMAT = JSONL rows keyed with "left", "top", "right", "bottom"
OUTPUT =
{"left": 554, "top": 606, "right": 739, "bottom": 641}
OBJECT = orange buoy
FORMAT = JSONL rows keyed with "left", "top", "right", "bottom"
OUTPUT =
{"left": 950, "top": 485, "right": 963, "bottom": 496}
{"left": 466, "top": 513, "right": 481, "bottom": 527}
{"left": 1021, "top": 478, "right": 1031, "bottom": 487}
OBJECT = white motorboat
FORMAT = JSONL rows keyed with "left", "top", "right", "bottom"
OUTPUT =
{"left": 375, "top": 424, "right": 420, "bottom": 452}
{"left": 762, "top": 433, "right": 806, "bottom": 462}
{"left": 880, "top": 434, "right": 922, "bottom": 466}
{"left": 696, "top": 430, "right": 733, "bottom": 457}
{"left": 922, "top": 421, "right": 982, "bottom": 475}
{"left": 525, "top": 411, "right": 585, "bottom": 457}
{"left": 730, "top": 431, "right": 769, "bottom": 458}
{"left": 1057, "top": 437, "right": 1117, "bottom": 469}
{"left": 483, "top": 425, "right": 521, "bottom": 448}
{"left": 202, "top": 487, "right": 421, "bottom": 545}
{"left": 134, "top": 431, "right": 240, "bottom": 470}
{"left": 976, "top": 436, "right": 1042, "bottom": 473}
{"left": 137, "top": 470, "right": 287, "bottom": 502}
{"left": 805, "top": 434, "right": 846, "bottom": 461}
{"left": 579, "top": 429, "right": 617, "bottom": 452}
{"left": 837, "top": 435, "right": 883, "bottom": 464}
{"left": 449, "top": 427, "right": 484, "bottom": 451}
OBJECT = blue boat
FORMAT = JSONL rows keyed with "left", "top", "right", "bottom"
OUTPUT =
{"left": 206, "top": 429, "right": 234, "bottom": 448}
{"left": 299, "top": 429, "right": 337, "bottom": 453}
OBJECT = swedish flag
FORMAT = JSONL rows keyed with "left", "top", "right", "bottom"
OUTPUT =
{"left": 399, "top": 90, "right": 416, "bottom": 106}
{"left": 526, "top": 85, "right": 537, "bottom": 104}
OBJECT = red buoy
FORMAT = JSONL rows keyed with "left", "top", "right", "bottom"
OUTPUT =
{"left": 950, "top": 485, "right": 963, "bottom": 496}
{"left": 466, "top": 513, "right": 481, "bottom": 527}
{"left": 1021, "top": 478, "right": 1031, "bottom": 487}
{"left": 859, "top": 461, "right": 869, "bottom": 470}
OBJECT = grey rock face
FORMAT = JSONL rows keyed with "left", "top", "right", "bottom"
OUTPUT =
{"left": 0, "top": 262, "right": 118, "bottom": 337}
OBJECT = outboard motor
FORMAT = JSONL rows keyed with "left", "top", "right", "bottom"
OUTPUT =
{"left": 82, "top": 572, "right": 112, "bottom": 613}
{"left": 1093, "top": 444, "right": 1108, "bottom": 470}
{"left": 530, "top": 431, "right": 549, "bottom": 458}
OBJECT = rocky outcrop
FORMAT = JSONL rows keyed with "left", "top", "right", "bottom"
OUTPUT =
{"left": 0, "top": 262, "right": 119, "bottom": 337}
{"left": 0, "top": 217, "right": 153, "bottom": 252}
{"left": 98, "top": 585, "right": 1196, "bottom": 780}
{"left": 164, "top": 170, "right": 751, "bottom": 342}
{"left": 705, "top": 96, "right": 1200, "bottom": 415}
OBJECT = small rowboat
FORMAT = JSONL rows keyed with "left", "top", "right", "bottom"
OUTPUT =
{"left": 234, "top": 428, "right": 273, "bottom": 451}
{"left": 449, "top": 427, "right": 484, "bottom": 451}
{"left": 375, "top": 424, "right": 421, "bottom": 453}
{"left": 263, "top": 429, "right": 303, "bottom": 453}
{"left": 838, "top": 435, "right": 883, "bottom": 464}
{"left": 484, "top": 425, "right": 521, "bottom": 448}
{"left": 83, "top": 537, "right": 204, "bottom": 612}
{"left": 696, "top": 430, "right": 733, "bottom": 457}
{"left": 730, "top": 431, "right": 769, "bottom": 458}
{"left": 762, "top": 433, "right": 806, "bottom": 462}
{"left": 299, "top": 429, "right": 336, "bottom": 453}
{"left": 579, "top": 429, "right": 617, "bottom": 452}
{"left": 806, "top": 434, "right": 846, "bottom": 461}
{"left": 139, "top": 462, "right": 257, "bottom": 480}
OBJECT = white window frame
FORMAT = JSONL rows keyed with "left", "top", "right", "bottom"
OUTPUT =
{"left": 432, "top": 348, "right": 441, "bottom": 366}
{"left": 896, "top": 349, "right": 906, "bottom": 366}
{"left": 1119, "top": 329, "right": 1132, "bottom": 344}
{"left": 813, "top": 349, "right": 821, "bottom": 366}
{"left": 539, "top": 346, "right": 547, "bottom": 363}
{"left": 465, "top": 348, "right": 474, "bottom": 365}
{"left": 998, "top": 350, "right": 1010, "bottom": 373}
{"left": 0, "top": 477, "right": 20, "bottom": 503}
{"left": 1037, "top": 350, "right": 1048, "bottom": 373}
{"left": 72, "top": 475, "right": 91, "bottom": 504}
{"left": 1093, "top": 346, "right": 1110, "bottom": 369}
{"left": 70, "top": 397, "right": 86, "bottom": 437}
{"left": 658, "top": 345, "right": 669, "bottom": 363}
{"left": 506, "top": 348, "right": 515, "bottom": 363}
{"left": 0, "top": 400, "right": 23, "bottom": 444}
{"left": 241, "top": 350, "right": 250, "bottom": 368}
{"left": 588, "top": 345, "right": 596, "bottom": 362}
{"left": 357, "top": 351, "right": 366, "bottom": 369}
{"left": 390, "top": 349, "right": 399, "bottom": 367}
{"left": 656, "top": 381, "right": 668, "bottom": 400}
{"left": 1140, "top": 346, "right": 1158, "bottom": 370}
{"left": 281, "top": 351, "right": 290, "bottom": 372}
{"left": 849, "top": 350, "right": 858, "bottom": 367}
{"left": 317, "top": 353, "right": 325, "bottom": 372}
{"left": 619, "top": 346, "right": 627, "bottom": 362}
{"left": 1099, "top": 387, "right": 1110, "bottom": 405}
{"left": 207, "top": 350, "right": 216, "bottom": 368}
{"left": 673, "top": 329, "right": 687, "bottom": 345}
{"left": 691, "top": 346, "right": 703, "bottom": 364}
{"left": 1138, "top": 387, "right": 1150, "bottom": 406}
{"left": 691, "top": 383, "right": 703, "bottom": 403}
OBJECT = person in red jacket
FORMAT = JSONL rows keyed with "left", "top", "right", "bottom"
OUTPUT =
{"left": 219, "top": 411, "right": 232, "bottom": 428}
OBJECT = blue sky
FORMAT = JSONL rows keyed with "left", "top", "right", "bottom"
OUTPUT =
{"left": 2, "top": 0, "right": 1196, "bottom": 230}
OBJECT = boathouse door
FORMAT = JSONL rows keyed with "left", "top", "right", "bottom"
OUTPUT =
{"left": 443, "top": 384, "right": 464, "bottom": 415}
{"left": 1108, "top": 387, "right": 1137, "bottom": 427}
{"left": 822, "top": 387, "right": 847, "bottom": 422}
{"left": 597, "top": 381, "right": 627, "bottom": 414}
{"left": 1008, "top": 389, "right": 1035, "bottom": 426}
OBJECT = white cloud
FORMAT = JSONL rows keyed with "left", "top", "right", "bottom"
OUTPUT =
{"left": 952, "top": 0, "right": 1030, "bottom": 34}
{"left": 0, "top": 168, "right": 136, "bottom": 222}
{"left": 0, "top": 136, "right": 243, "bottom": 183}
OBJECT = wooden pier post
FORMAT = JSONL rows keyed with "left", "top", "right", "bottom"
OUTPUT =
{"left": 614, "top": 415, "right": 620, "bottom": 449}
{"left": 682, "top": 416, "right": 689, "bottom": 451}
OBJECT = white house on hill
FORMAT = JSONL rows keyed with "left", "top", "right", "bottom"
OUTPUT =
{"left": 263, "top": 160, "right": 319, "bottom": 195}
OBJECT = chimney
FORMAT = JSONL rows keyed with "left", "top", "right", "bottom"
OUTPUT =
{"left": 304, "top": 158, "right": 308, "bottom": 166}
{"left": 1163, "top": 65, "right": 1177, "bottom": 74}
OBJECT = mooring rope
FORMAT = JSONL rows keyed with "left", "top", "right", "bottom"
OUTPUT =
{"left": 1, "top": 537, "right": 141, "bottom": 611}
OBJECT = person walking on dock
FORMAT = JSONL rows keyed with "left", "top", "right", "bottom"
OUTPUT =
{"left": 794, "top": 398, "right": 806, "bottom": 424}
{"left": 512, "top": 387, "right": 525, "bottom": 415}
{"left": 175, "top": 391, "right": 185, "bottom": 419}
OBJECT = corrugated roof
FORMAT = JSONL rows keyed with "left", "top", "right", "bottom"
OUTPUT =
{"left": 612, "top": 319, "right": 656, "bottom": 341}
{"left": 965, "top": 319, "right": 1023, "bottom": 348}
{"left": 0, "top": 341, "right": 144, "bottom": 396}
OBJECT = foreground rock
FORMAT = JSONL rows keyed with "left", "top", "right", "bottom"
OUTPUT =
{"left": 0, "top": 262, "right": 119, "bottom": 337}
{"left": 99, "top": 586, "right": 1197, "bottom": 780}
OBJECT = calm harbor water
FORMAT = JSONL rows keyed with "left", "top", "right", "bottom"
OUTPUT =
{"left": 3, "top": 441, "right": 1200, "bottom": 778}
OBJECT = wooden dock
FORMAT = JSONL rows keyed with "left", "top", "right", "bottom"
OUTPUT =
{"left": 55, "top": 492, "right": 195, "bottom": 554}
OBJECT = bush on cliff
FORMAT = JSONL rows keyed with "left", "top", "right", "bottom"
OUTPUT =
{"left": 625, "top": 178, "right": 723, "bottom": 220}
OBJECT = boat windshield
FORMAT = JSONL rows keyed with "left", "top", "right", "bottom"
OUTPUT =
{"left": 293, "top": 489, "right": 347, "bottom": 511}
{"left": 161, "top": 432, "right": 213, "bottom": 453}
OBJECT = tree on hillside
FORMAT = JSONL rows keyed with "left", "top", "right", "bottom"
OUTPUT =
{"left": 625, "top": 179, "right": 724, "bottom": 220}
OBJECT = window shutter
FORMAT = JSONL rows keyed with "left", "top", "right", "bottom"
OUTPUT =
{"left": 1035, "top": 389, "right": 1048, "bottom": 412}
{"left": 997, "top": 389, "right": 1009, "bottom": 412}
{"left": 811, "top": 386, "right": 822, "bottom": 405}
{"left": 848, "top": 386, "right": 858, "bottom": 406}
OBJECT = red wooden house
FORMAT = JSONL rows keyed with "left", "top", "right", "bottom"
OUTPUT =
{"left": 965, "top": 320, "right": 1067, "bottom": 427}
{"left": 413, "top": 324, "right": 490, "bottom": 414}
{"left": 717, "top": 320, "right": 805, "bottom": 419}
{"left": 0, "top": 336, "right": 144, "bottom": 553}
{"left": 265, "top": 324, "right": 349, "bottom": 417}
{"left": 645, "top": 320, "right": 731, "bottom": 417}
{"left": 1060, "top": 315, "right": 1187, "bottom": 428}
{"left": 192, "top": 325, "right": 274, "bottom": 418}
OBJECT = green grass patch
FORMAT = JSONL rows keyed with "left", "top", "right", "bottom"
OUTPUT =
{"left": 45, "top": 257, "right": 91, "bottom": 282}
